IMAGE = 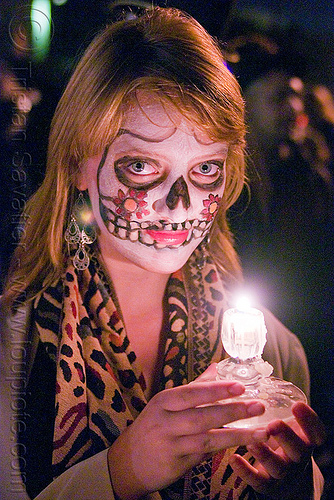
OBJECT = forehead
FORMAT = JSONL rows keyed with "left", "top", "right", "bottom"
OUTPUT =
{"left": 121, "top": 91, "right": 216, "bottom": 145}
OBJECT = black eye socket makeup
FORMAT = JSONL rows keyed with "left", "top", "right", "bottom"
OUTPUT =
{"left": 115, "top": 159, "right": 225, "bottom": 192}
{"left": 189, "top": 161, "right": 225, "bottom": 190}
{"left": 97, "top": 141, "right": 226, "bottom": 199}
{"left": 114, "top": 157, "right": 167, "bottom": 191}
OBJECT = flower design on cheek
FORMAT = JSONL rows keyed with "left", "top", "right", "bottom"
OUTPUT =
{"left": 201, "top": 194, "right": 221, "bottom": 221}
{"left": 111, "top": 188, "right": 150, "bottom": 221}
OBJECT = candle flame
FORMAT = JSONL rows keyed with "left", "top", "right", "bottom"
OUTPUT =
{"left": 235, "top": 295, "right": 252, "bottom": 312}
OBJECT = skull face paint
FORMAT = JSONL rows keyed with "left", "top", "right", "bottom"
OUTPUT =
{"left": 97, "top": 143, "right": 224, "bottom": 249}
{"left": 110, "top": 187, "right": 150, "bottom": 220}
{"left": 80, "top": 93, "right": 229, "bottom": 273}
{"left": 166, "top": 176, "right": 190, "bottom": 210}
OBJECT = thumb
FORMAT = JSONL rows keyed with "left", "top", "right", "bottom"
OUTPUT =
{"left": 192, "top": 363, "right": 218, "bottom": 383}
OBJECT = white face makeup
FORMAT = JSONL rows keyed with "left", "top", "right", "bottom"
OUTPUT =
{"left": 80, "top": 94, "right": 228, "bottom": 274}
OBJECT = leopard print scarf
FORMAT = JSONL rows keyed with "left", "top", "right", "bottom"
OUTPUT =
{"left": 33, "top": 245, "right": 255, "bottom": 499}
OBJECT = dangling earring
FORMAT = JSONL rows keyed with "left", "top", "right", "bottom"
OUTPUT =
{"left": 65, "top": 192, "right": 96, "bottom": 270}
{"left": 195, "top": 234, "right": 211, "bottom": 270}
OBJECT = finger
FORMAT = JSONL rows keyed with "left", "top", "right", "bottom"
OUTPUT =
{"left": 292, "top": 402, "right": 327, "bottom": 446}
{"left": 191, "top": 363, "right": 218, "bottom": 383}
{"left": 266, "top": 419, "right": 308, "bottom": 462}
{"left": 174, "top": 401, "right": 266, "bottom": 434}
{"left": 177, "top": 427, "right": 269, "bottom": 456}
{"left": 247, "top": 442, "right": 288, "bottom": 479}
{"left": 154, "top": 380, "right": 245, "bottom": 411}
{"left": 229, "top": 453, "right": 271, "bottom": 491}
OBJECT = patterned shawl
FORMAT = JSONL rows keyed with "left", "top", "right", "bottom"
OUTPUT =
{"left": 33, "top": 245, "right": 256, "bottom": 499}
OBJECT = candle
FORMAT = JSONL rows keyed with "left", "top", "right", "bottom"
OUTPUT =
{"left": 221, "top": 306, "right": 267, "bottom": 361}
{"left": 218, "top": 300, "right": 307, "bottom": 428}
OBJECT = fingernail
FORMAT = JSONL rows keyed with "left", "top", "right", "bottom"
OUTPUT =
{"left": 247, "top": 401, "right": 265, "bottom": 416}
{"left": 252, "top": 429, "right": 268, "bottom": 441}
{"left": 227, "top": 383, "right": 245, "bottom": 396}
{"left": 267, "top": 420, "right": 285, "bottom": 435}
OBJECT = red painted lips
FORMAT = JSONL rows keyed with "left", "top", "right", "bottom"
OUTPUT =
{"left": 145, "top": 229, "right": 189, "bottom": 245}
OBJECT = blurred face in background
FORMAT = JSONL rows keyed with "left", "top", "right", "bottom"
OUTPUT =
{"left": 245, "top": 71, "right": 305, "bottom": 146}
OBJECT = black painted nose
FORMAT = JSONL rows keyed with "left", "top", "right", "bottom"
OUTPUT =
{"left": 166, "top": 176, "right": 190, "bottom": 210}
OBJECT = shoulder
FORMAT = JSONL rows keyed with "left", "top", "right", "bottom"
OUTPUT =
{"left": 262, "top": 308, "right": 307, "bottom": 361}
{"left": 0, "top": 298, "right": 33, "bottom": 345}
{"left": 0, "top": 299, "right": 33, "bottom": 499}
{"left": 0, "top": 298, "right": 35, "bottom": 379}
{"left": 261, "top": 307, "right": 310, "bottom": 397}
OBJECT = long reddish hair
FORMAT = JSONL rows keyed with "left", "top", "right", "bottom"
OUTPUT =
{"left": 4, "top": 7, "right": 246, "bottom": 306}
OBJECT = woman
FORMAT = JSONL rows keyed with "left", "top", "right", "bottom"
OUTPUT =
{"left": 0, "top": 7, "right": 325, "bottom": 500}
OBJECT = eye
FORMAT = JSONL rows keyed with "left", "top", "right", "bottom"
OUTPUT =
{"left": 189, "top": 161, "right": 225, "bottom": 188}
{"left": 199, "top": 163, "right": 215, "bottom": 174}
{"left": 114, "top": 156, "right": 166, "bottom": 189}
{"left": 127, "top": 160, "right": 158, "bottom": 175}
{"left": 123, "top": 160, "right": 158, "bottom": 175}
{"left": 115, "top": 156, "right": 160, "bottom": 178}
{"left": 192, "top": 162, "right": 220, "bottom": 177}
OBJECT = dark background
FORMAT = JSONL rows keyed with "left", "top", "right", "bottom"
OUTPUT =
{"left": 1, "top": 0, "right": 333, "bottom": 496}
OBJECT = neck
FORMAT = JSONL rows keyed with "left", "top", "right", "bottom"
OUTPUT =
{"left": 97, "top": 240, "right": 172, "bottom": 399}
{"left": 98, "top": 241, "right": 171, "bottom": 316}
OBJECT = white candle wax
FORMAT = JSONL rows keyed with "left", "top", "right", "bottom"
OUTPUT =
{"left": 222, "top": 307, "right": 267, "bottom": 360}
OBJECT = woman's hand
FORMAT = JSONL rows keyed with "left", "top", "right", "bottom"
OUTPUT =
{"left": 108, "top": 364, "right": 268, "bottom": 500}
{"left": 229, "top": 401, "right": 327, "bottom": 499}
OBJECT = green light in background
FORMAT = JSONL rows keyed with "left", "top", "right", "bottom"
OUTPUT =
{"left": 31, "top": 0, "right": 52, "bottom": 61}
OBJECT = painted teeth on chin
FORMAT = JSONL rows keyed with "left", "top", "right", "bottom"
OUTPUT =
{"left": 140, "top": 232, "right": 155, "bottom": 245}
{"left": 118, "top": 227, "right": 127, "bottom": 239}
{"left": 106, "top": 209, "right": 115, "bottom": 222}
{"left": 118, "top": 218, "right": 127, "bottom": 228}
{"left": 111, "top": 217, "right": 209, "bottom": 243}
{"left": 155, "top": 242, "right": 167, "bottom": 249}
{"left": 186, "top": 228, "right": 193, "bottom": 242}
{"left": 129, "top": 230, "right": 139, "bottom": 241}
{"left": 193, "top": 228, "right": 203, "bottom": 238}
{"left": 107, "top": 221, "right": 115, "bottom": 233}
{"left": 154, "top": 241, "right": 185, "bottom": 250}
{"left": 172, "top": 241, "right": 184, "bottom": 249}
{"left": 151, "top": 221, "right": 164, "bottom": 230}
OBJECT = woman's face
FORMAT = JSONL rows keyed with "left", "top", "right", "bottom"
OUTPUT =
{"left": 79, "top": 93, "right": 229, "bottom": 273}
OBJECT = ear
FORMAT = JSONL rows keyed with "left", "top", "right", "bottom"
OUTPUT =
{"left": 75, "top": 164, "right": 88, "bottom": 191}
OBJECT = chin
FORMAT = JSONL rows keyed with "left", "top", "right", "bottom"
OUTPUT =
{"left": 107, "top": 237, "right": 201, "bottom": 274}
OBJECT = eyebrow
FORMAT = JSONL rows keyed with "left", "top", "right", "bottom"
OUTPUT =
{"left": 118, "top": 128, "right": 177, "bottom": 143}
{"left": 117, "top": 129, "right": 229, "bottom": 159}
{"left": 211, "top": 146, "right": 229, "bottom": 156}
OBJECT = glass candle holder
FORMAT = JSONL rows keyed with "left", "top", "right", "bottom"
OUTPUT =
{"left": 216, "top": 306, "right": 307, "bottom": 428}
